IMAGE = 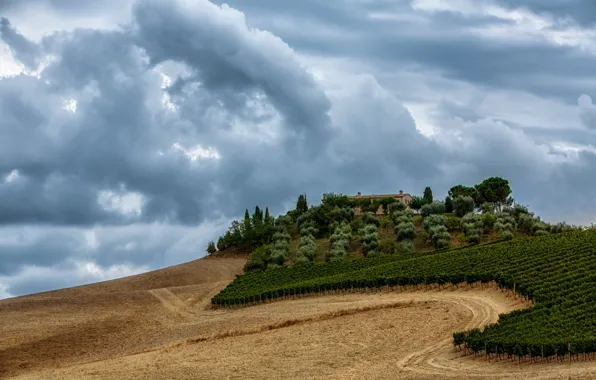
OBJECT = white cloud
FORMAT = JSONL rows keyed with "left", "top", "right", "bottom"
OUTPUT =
{"left": 97, "top": 190, "right": 144, "bottom": 216}
{"left": 171, "top": 142, "right": 221, "bottom": 161}
{"left": 62, "top": 98, "right": 77, "bottom": 113}
{"left": 4, "top": 169, "right": 20, "bottom": 183}
{"left": 411, "top": 0, "right": 596, "bottom": 52}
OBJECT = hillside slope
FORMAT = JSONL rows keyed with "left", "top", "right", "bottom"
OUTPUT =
{"left": 0, "top": 256, "right": 246, "bottom": 378}
{"left": 5, "top": 251, "right": 596, "bottom": 379}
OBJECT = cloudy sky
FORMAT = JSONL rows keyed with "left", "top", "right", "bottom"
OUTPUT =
{"left": 1, "top": 0, "right": 595, "bottom": 298}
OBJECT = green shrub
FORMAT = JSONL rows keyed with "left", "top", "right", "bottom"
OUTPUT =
{"left": 363, "top": 212, "right": 381, "bottom": 227}
{"left": 206, "top": 241, "right": 217, "bottom": 255}
{"left": 421, "top": 201, "right": 446, "bottom": 217}
{"left": 481, "top": 212, "right": 496, "bottom": 232}
{"left": 244, "top": 244, "right": 272, "bottom": 272}
{"left": 445, "top": 215, "right": 462, "bottom": 232}
{"left": 397, "top": 240, "right": 416, "bottom": 254}
{"left": 379, "top": 239, "right": 397, "bottom": 255}
{"left": 453, "top": 196, "right": 475, "bottom": 217}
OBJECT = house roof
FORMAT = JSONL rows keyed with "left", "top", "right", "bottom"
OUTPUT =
{"left": 346, "top": 193, "right": 412, "bottom": 199}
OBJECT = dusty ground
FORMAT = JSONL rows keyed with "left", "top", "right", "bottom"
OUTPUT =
{"left": 3, "top": 257, "right": 596, "bottom": 379}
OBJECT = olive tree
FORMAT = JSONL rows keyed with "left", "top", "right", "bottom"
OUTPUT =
{"left": 453, "top": 196, "right": 475, "bottom": 217}
{"left": 420, "top": 201, "right": 446, "bottom": 217}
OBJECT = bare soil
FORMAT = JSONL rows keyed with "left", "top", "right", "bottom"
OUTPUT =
{"left": 2, "top": 257, "right": 596, "bottom": 379}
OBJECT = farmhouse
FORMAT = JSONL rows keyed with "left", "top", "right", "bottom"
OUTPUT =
{"left": 323, "top": 190, "right": 413, "bottom": 215}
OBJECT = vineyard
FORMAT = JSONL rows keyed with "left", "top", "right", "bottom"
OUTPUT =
{"left": 212, "top": 230, "right": 596, "bottom": 361}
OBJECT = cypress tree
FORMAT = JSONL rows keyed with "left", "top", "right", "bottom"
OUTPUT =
{"left": 423, "top": 187, "right": 433, "bottom": 205}
{"left": 243, "top": 209, "right": 252, "bottom": 239}
{"left": 296, "top": 194, "right": 308, "bottom": 215}
{"left": 445, "top": 196, "right": 454, "bottom": 213}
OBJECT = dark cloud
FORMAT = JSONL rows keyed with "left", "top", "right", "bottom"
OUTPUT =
{"left": 0, "top": 17, "right": 41, "bottom": 70}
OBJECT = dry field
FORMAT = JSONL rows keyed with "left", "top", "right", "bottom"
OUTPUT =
{"left": 2, "top": 256, "right": 596, "bottom": 379}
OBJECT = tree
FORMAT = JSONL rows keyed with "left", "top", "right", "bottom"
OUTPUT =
{"left": 389, "top": 201, "right": 406, "bottom": 213}
{"left": 361, "top": 224, "right": 380, "bottom": 257}
{"left": 474, "top": 177, "right": 512, "bottom": 211}
{"left": 448, "top": 185, "right": 477, "bottom": 201}
{"left": 380, "top": 217, "right": 391, "bottom": 233}
{"left": 453, "top": 196, "right": 475, "bottom": 217}
{"left": 253, "top": 206, "right": 264, "bottom": 229}
{"left": 379, "top": 197, "right": 396, "bottom": 215}
{"left": 217, "top": 236, "right": 225, "bottom": 251}
{"left": 206, "top": 241, "right": 217, "bottom": 255}
{"left": 296, "top": 194, "right": 309, "bottom": 216}
{"left": 409, "top": 196, "right": 425, "bottom": 213}
{"left": 322, "top": 193, "right": 350, "bottom": 208}
{"left": 244, "top": 245, "right": 272, "bottom": 272}
{"left": 243, "top": 209, "right": 252, "bottom": 234}
{"left": 421, "top": 201, "right": 445, "bottom": 217}
{"left": 264, "top": 207, "right": 272, "bottom": 225}
{"left": 445, "top": 196, "right": 453, "bottom": 213}
{"left": 423, "top": 187, "right": 433, "bottom": 205}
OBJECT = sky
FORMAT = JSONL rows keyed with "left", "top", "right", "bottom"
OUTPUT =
{"left": 1, "top": 0, "right": 595, "bottom": 299}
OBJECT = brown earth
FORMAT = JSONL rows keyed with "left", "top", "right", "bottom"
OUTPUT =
{"left": 3, "top": 257, "right": 596, "bottom": 379}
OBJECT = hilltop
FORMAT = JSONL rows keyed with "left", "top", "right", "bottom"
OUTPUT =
{"left": 209, "top": 177, "right": 581, "bottom": 273}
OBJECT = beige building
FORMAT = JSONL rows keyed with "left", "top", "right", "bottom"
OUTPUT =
{"left": 323, "top": 190, "right": 413, "bottom": 215}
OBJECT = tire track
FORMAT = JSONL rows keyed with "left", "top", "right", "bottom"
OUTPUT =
{"left": 149, "top": 288, "right": 195, "bottom": 317}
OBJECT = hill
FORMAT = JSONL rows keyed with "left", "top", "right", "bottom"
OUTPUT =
{"left": 5, "top": 239, "right": 596, "bottom": 378}
{"left": 213, "top": 230, "right": 596, "bottom": 361}
{"left": 0, "top": 256, "right": 246, "bottom": 378}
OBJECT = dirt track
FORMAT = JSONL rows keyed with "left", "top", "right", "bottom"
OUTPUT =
{"left": 3, "top": 257, "right": 596, "bottom": 379}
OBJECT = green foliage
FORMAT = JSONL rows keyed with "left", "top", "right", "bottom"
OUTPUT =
{"left": 423, "top": 214, "right": 450, "bottom": 248}
{"left": 479, "top": 203, "right": 495, "bottom": 214}
{"left": 362, "top": 212, "right": 380, "bottom": 227}
{"left": 295, "top": 194, "right": 309, "bottom": 216}
{"left": 322, "top": 193, "right": 350, "bottom": 209}
{"left": 423, "top": 214, "right": 446, "bottom": 232}
{"left": 397, "top": 240, "right": 416, "bottom": 254}
{"left": 453, "top": 196, "right": 475, "bottom": 217}
{"left": 388, "top": 201, "right": 406, "bottom": 213}
{"left": 474, "top": 177, "right": 512, "bottom": 210}
{"left": 215, "top": 230, "right": 596, "bottom": 362}
{"left": 268, "top": 229, "right": 291, "bottom": 268}
{"left": 494, "top": 210, "right": 516, "bottom": 240}
{"left": 445, "top": 196, "right": 454, "bottom": 213}
{"left": 392, "top": 210, "right": 415, "bottom": 242}
{"left": 421, "top": 201, "right": 445, "bottom": 217}
{"left": 461, "top": 213, "right": 483, "bottom": 244}
{"left": 299, "top": 219, "right": 318, "bottom": 237}
{"left": 361, "top": 223, "right": 380, "bottom": 257}
{"left": 243, "top": 244, "right": 272, "bottom": 272}
{"left": 217, "top": 205, "right": 277, "bottom": 251}
{"left": 423, "top": 186, "right": 433, "bottom": 205}
{"left": 217, "top": 236, "right": 225, "bottom": 251}
{"left": 360, "top": 198, "right": 381, "bottom": 213}
{"left": 518, "top": 213, "right": 536, "bottom": 232}
{"left": 379, "top": 239, "right": 398, "bottom": 255}
{"left": 448, "top": 185, "right": 477, "bottom": 201}
{"left": 481, "top": 212, "right": 496, "bottom": 232}
{"left": 378, "top": 197, "right": 397, "bottom": 215}
{"left": 206, "top": 241, "right": 217, "bottom": 255}
{"left": 327, "top": 222, "right": 352, "bottom": 261}
{"left": 444, "top": 215, "right": 462, "bottom": 232}
{"left": 408, "top": 196, "right": 425, "bottom": 212}
{"left": 295, "top": 220, "right": 318, "bottom": 264}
